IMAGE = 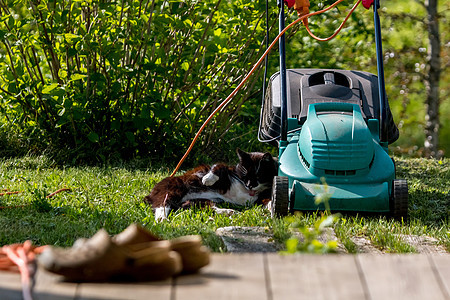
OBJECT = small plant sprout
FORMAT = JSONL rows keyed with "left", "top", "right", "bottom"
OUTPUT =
{"left": 282, "top": 178, "right": 340, "bottom": 254}
{"left": 314, "top": 177, "right": 333, "bottom": 212}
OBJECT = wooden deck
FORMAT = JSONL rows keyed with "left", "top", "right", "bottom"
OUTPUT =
{"left": 1, "top": 253, "right": 449, "bottom": 300}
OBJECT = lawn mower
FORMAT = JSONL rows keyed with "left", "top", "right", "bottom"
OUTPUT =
{"left": 259, "top": 0, "right": 408, "bottom": 220}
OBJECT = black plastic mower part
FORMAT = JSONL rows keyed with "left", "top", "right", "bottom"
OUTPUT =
{"left": 271, "top": 176, "right": 290, "bottom": 217}
{"left": 373, "top": 0, "right": 388, "bottom": 143}
{"left": 278, "top": 0, "right": 288, "bottom": 142}
{"left": 259, "top": 69, "right": 399, "bottom": 146}
{"left": 391, "top": 179, "right": 409, "bottom": 222}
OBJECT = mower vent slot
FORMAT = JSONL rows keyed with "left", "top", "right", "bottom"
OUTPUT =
{"left": 369, "top": 155, "right": 375, "bottom": 169}
{"left": 325, "top": 169, "right": 356, "bottom": 176}
{"left": 299, "top": 150, "right": 311, "bottom": 169}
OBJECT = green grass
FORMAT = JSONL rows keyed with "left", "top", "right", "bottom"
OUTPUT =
{"left": 0, "top": 156, "right": 448, "bottom": 253}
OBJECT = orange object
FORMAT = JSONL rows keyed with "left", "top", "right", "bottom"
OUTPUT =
{"left": 305, "top": 0, "right": 361, "bottom": 41}
{"left": 294, "top": 0, "right": 310, "bottom": 25}
{"left": 0, "top": 242, "right": 47, "bottom": 272}
{"left": 0, "top": 191, "right": 21, "bottom": 196}
{"left": 46, "top": 188, "right": 71, "bottom": 198}
{"left": 170, "top": 0, "right": 361, "bottom": 177}
{"left": 1, "top": 242, "right": 47, "bottom": 300}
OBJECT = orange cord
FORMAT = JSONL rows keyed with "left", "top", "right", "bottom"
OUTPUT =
{"left": 170, "top": 0, "right": 361, "bottom": 177}
{"left": 0, "top": 188, "right": 71, "bottom": 209}
{"left": 0, "top": 242, "right": 47, "bottom": 272}
{"left": 304, "top": 0, "right": 362, "bottom": 41}
{"left": 0, "top": 191, "right": 21, "bottom": 196}
{"left": 1, "top": 242, "right": 48, "bottom": 300}
{"left": 0, "top": 3, "right": 362, "bottom": 295}
{"left": 46, "top": 188, "right": 71, "bottom": 198}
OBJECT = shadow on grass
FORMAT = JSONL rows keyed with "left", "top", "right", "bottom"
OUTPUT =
{"left": 409, "top": 189, "right": 449, "bottom": 226}
{"left": 0, "top": 205, "right": 137, "bottom": 247}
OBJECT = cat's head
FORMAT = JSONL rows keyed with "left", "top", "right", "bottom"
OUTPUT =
{"left": 235, "top": 148, "right": 278, "bottom": 193}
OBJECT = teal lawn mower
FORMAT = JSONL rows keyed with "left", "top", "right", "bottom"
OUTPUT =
{"left": 258, "top": 0, "right": 408, "bottom": 220}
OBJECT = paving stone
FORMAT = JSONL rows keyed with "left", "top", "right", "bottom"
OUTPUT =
{"left": 396, "top": 234, "right": 448, "bottom": 254}
{"left": 216, "top": 226, "right": 283, "bottom": 253}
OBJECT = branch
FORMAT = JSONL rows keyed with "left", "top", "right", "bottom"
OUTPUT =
{"left": 385, "top": 11, "right": 425, "bottom": 23}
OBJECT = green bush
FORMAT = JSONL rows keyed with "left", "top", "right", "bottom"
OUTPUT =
{"left": 0, "top": 0, "right": 275, "bottom": 164}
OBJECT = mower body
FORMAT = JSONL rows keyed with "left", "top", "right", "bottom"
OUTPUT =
{"left": 260, "top": 69, "right": 406, "bottom": 216}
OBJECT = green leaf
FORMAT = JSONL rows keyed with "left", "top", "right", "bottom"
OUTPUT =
{"left": 58, "top": 107, "right": 66, "bottom": 117}
{"left": 70, "top": 74, "right": 87, "bottom": 81}
{"left": 181, "top": 62, "right": 189, "bottom": 71}
{"left": 318, "top": 215, "right": 336, "bottom": 231}
{"left": 154, "top": 107, "right": 171, "bottom": 120}
{"left": 285, "top": 238, "right": 299, "bottom": 253}
{"left": 64, "top": 33, "right": 81, "bottom": 43}
{"left": 0, "top": 29, "right": 8, "bottom": 39}
{"left": 184, "top": 19, "right": 192, "bottom": 27}
{"left": 87, "top": 132, "right": 99, "bottom": 143}
{"left": 125, "top": 131, "right": 135, "bottom": 143}
{"left": 58, "top": 69, "right": 67, "bottom": 79}
{"left": 326, "top": 240, "right": 338, "bottom": 249}
{"left": 42, "top": 83, "right": 59, "bottom": 94}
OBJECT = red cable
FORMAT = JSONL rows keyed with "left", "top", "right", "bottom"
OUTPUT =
{"left": 170, "top": 0, "right": 361, "bottom": 177}
{"left": 0, "top": 191, "right": 21, "bottom": 196}
{"left": 0, "top": 188, "right": 71, "bottom": 210}
{"left": 1, "top": 242, "right": 47, "bottom": 300}
{"left": 46, "top": 188, "right": 71, "bottom": 198}
{"left": 304, "top": 0, "right": 362, "bottom": 41}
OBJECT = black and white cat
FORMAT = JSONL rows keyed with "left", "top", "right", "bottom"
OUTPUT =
{"left": 144, "top": 149, "right": 277, "bottom": 220}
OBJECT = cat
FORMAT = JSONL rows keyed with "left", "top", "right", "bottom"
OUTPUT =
{"left": 144, "top": 149, "right": 278, "bottom": 220}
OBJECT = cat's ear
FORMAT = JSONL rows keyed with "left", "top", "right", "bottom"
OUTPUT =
{"left": 262, "top": 152, "right": 273, "bottom": 162}
{"left": 236, "top": 148, "right": 249, "bottom": 161}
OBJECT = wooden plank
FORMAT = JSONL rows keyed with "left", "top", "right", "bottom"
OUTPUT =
{"left": 0, "top": 271, "right": 23, "bottom": 300}
{"left": 77, "top": 279, "right": 173, "bottom": 300}
{"left": 357, "top": 254, "right": 447, "bottom": 300}
{"left": 430, "top": 255, "right": 450, "bottom": 298}
{"left": 174, "top": 253, "right": 267, "bottom": 300}
{"left": 33, "top": 269, "right": 78, "bottom": 300}
{"left": 0, "top": 269, "right": 78, "bottom": 300}
{"left": 3, "top": 253, "right": 448, "bottom": 300}
{"left": 267, "top": 254, "right": 367, "bottom": 300}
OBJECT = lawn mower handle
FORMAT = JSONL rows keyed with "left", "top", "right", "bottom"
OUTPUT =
{"left": 373, "top": 0, "right": 388, "bottom": 143}
{"left": 278, "top": 0, "right": 288, "bottom": 142}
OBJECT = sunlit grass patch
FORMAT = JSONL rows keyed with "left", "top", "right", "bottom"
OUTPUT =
{"left": 0, "top": 155, "right": 448, "bottom": 253}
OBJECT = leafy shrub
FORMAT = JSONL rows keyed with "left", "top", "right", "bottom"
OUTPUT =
{"left": 0, "top": 0, "right": 276, "bottom": 164}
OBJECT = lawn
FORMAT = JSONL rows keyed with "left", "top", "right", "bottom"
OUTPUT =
{"left": 0, "top": 155, "right": 448, "bottom": 253}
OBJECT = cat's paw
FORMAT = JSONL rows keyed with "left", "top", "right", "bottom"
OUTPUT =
{"left": 154, "top": 207, "right": 170, "bottom": 221}
{"left": 264, "top": 200, "right": 272, "bottom": 212}
{"left": 202, "top": 172, "right": 219, "bottom": 186}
